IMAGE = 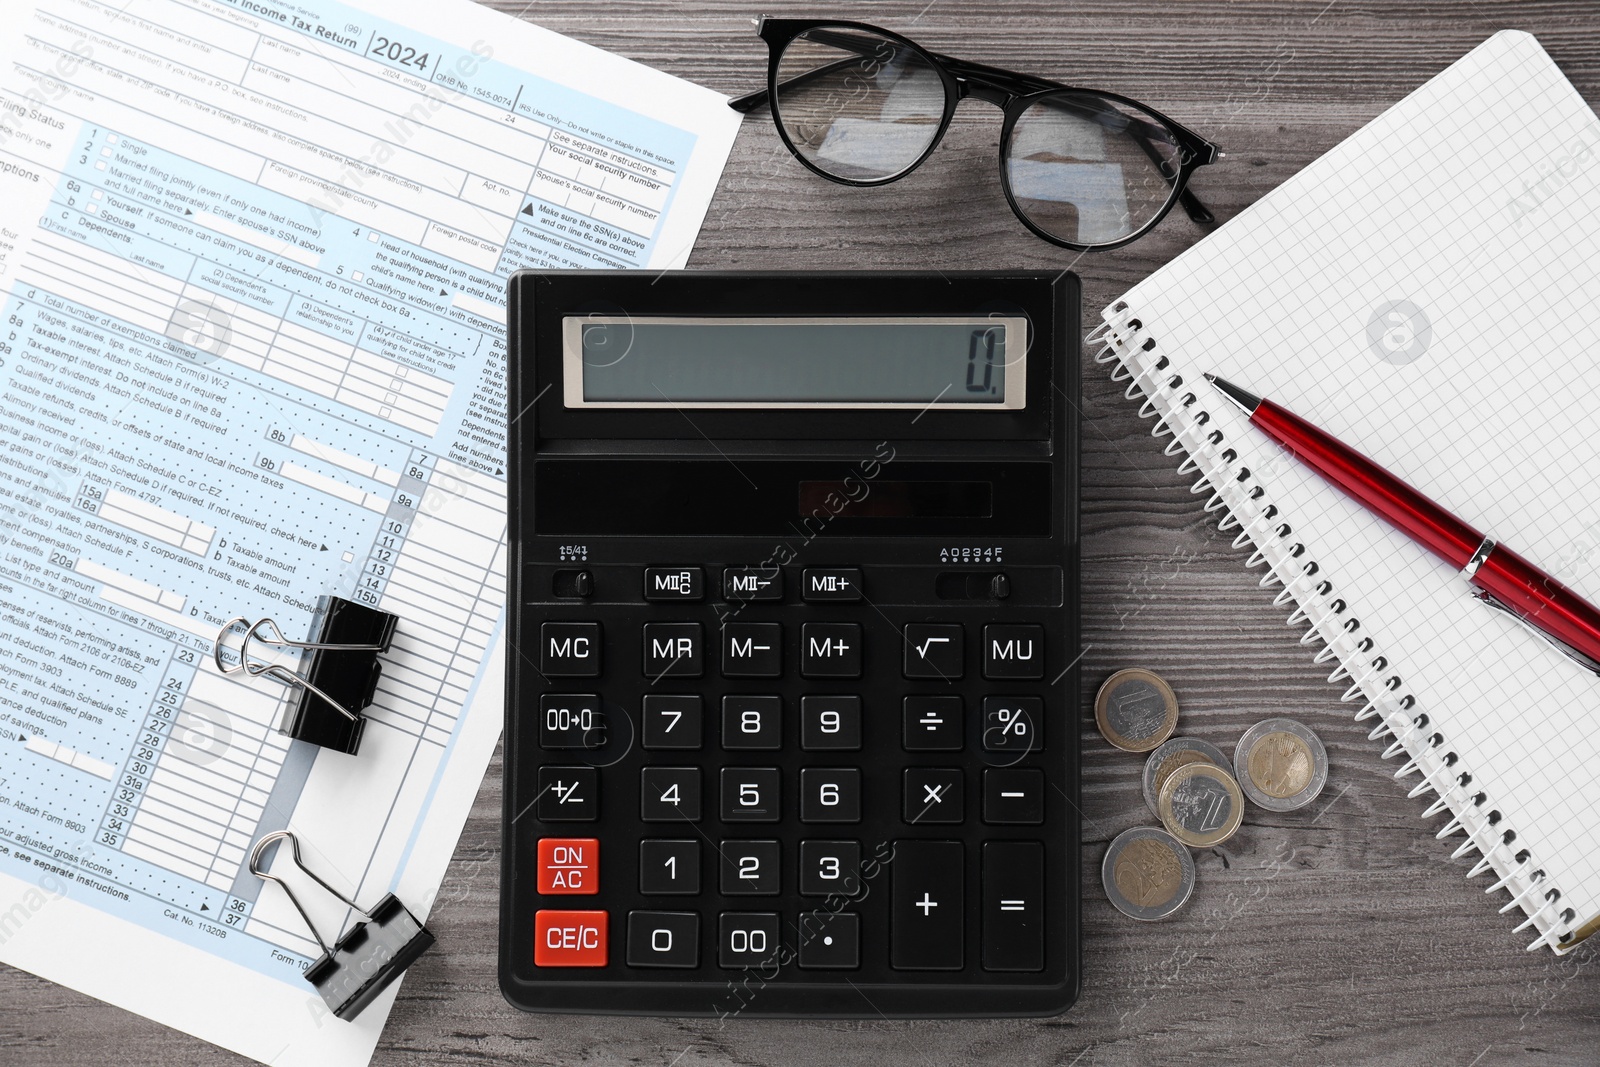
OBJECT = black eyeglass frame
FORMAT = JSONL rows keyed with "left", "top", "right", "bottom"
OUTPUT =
{"left": 729, "top": 17, "right": 1223, "bottom": 252}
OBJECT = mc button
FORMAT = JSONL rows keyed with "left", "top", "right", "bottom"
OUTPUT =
{"left": 541, "top": 622, "right": 600, "bottom": 676}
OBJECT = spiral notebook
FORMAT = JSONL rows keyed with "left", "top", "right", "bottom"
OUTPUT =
{"left": 1094, "top": 29, "right": 1600, "bottom": 953}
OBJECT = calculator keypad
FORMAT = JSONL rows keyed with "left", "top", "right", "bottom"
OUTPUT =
{"left": 512, "top": 560, "right": 1073, "bottom": 1010}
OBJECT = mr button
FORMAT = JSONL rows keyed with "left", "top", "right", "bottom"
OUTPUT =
{"left": 534, "top": 909, "right": 608, "bottom": 967}
{"left": 537, "top": 837, "right": 598, "bottom": 894}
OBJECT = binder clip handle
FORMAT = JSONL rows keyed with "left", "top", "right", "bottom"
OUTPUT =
{"left": 215, "top": 615, "right": 384, "bottom": 723}
{"left": 249, "top": 830, "right": 370, "bottom": 954}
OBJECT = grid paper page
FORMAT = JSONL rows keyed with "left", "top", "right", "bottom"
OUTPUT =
{"left": 1106, "top": 30, "right": 1600, "bottom": 944}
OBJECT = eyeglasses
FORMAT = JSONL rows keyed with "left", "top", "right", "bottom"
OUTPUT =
{"left": 730, "top": 18, "right": 1223, "bottom": 251}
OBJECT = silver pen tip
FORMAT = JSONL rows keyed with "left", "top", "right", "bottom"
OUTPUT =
{"left": 1206, "top": 374, "right": 1262, "bottom": 416}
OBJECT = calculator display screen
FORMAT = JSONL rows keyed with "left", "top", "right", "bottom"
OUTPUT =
{"left": 563, "top": 315, "right": 1027, "bottom": 408}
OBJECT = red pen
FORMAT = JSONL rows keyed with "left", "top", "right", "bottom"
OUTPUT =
{"left": 1206, "top": 374, "right": 1600, "bottom": 675}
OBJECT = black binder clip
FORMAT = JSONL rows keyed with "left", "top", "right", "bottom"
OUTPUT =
{"left": 249, "top": 830, "right": 434, "bottom": 1021}
{"left": 215, "top": 595, "right": 399, "bottom": 755}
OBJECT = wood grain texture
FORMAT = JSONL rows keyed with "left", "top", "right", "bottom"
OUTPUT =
{"left": 5, "top": 1, "right": 1599, "bottom": 1064}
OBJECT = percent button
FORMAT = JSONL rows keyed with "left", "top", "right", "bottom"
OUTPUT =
{"left": 982, "top": 696, "right": 1042, "bottom": 755}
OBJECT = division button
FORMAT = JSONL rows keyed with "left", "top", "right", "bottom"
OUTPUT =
{"left": 983, "top": 624, "right": 1044, "bottom": 679}
{"left": 642, "top": 622, "right": 703, "bottom": 678}
{"left": 801, "top": 622, "right": 862, "bottom": 678}
{"left": 982, "top": 767, "right": 1045, "bottom": 824}
{"left": 537, "top": 837, "right": 598, "bottom": 894}
{"left": 723, "top": 566, "right": 782, "bottom": 602}
{"left": 903, "top": 623, "right": 964, "bottom": 680}
{"left": 797, "top": 911, "right": 860, "bottom": 969}
{"left": 982, "top": 841, "right": 1044, "bottom": 972}
{"left": 722, "top": 622, "right": 781, "bottom": 677}
{"left": 890, "top": 840, "right": 963, "bottom": 970}
{"left": 903, "top": 695, "right": 963, "bottom": 751}
{"left": 802, "top": 567, "right": 863, "bottom": 602}
{"left": 541, "top": 622, "right": 601, "bottom": 676}
{"left": 534, "top": 909, "right": 607, "bottom": 967}
{"left": 536, "top": 766, "right": 597, "bottom": 821}
{"left": 625, "top": 910, "right": 699, "bottom": 968}
{"left": 644, "top": 566, "right": 704, "bottom": 601}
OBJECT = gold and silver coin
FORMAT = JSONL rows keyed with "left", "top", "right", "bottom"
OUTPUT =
{"left": 1142, "top": 737, "right": 1231, "bottom": 816}
{"left": 1102, "top": 826, "right": 1196, "bottom": 921}
{"left": 1157, "top": 761, "right": 1245, "bottom": 847}
{"left": 1094, "top": 668, "right": 1180, "bottom": 752}
{"left": 1232, "top": 717, "right": 1329, "bottom": 811}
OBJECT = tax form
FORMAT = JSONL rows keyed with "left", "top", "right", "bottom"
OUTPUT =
{"left": 0, "top": 0, "right": 739, "bottom": 1063}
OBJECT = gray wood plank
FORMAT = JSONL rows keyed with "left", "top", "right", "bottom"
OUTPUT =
{"left": 4, "top": 0, "right": 1598, "bottom": 1064}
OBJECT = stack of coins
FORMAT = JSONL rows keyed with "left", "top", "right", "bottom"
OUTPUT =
{"left": 1096, "top": 669, "right": 1330, "bottom": 922}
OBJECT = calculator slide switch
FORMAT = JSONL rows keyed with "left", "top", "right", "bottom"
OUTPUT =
{"left": 534, "top": 909, "right": 608, "bottom": 967}
{"left": 537, "top": 838, "right": 598, "bottom": 894}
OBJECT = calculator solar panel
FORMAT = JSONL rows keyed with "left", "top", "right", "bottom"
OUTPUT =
{"left": 500, "top": 270, "right": 1080, "bottom": 1017}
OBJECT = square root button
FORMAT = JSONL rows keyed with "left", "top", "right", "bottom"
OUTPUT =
{"left": 534, "top": 909, "right": 607, "bottom": 967}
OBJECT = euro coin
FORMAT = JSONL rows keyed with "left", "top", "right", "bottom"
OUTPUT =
{"left": 1142, "top": 737, "right": 1231, "bottom": 816}
{"left": 1095, "top": 668, "right": 1179, "bottom": 752}
{"left": 1102, "top": 826, "right": 1196, "bottom": 921}
{"left": 1233, "top": 717, "right": 1329, "bottom": 812}
{"left": 1158, "top": 761, "right": 1244, "bottom": 847}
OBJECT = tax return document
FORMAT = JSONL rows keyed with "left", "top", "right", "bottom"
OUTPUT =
{"left": 0, "top": 0, "right": 739, "bottom": 1062}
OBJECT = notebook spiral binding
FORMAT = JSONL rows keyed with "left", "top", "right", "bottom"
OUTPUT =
{"left": 1090, "top": 305, "right": 1578, "bottom": 954}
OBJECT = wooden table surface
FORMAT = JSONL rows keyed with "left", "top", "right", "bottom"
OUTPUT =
{"left": 6, "top": 1, "right": 1599, "bottom": 1064}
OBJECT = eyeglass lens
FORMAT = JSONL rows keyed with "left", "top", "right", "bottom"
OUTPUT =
{"left": 771, "top": 27, "right": 947, "bottom": 182}
{"left": 1005, "top": 93, "right": 1184, "bottom": 246}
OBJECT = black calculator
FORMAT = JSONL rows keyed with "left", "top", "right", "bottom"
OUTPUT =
{"left": 500, "top": 270, "right": 1080, "bottom": 1017}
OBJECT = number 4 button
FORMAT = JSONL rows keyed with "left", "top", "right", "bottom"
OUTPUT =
{"left": 640, "top": 767, "right": 701, "bottom": 821}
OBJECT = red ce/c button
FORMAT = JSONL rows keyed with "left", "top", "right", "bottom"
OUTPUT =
{"left": 534, "top": 909, "right": 608, "bottom": 967}
{"left": 538, "top": 837, "right": 599, "bottom": 894}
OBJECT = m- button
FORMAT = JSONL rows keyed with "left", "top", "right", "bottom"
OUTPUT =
{"left": 541, "top": 622, "right": 600, "bottom": 676}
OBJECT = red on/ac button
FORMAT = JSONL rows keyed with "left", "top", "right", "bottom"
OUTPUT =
{"left": 534, "top": 909, "right": 607, "bottom": 967}
{"left": 538, "top": 837, "right": 599, "bottom": 894}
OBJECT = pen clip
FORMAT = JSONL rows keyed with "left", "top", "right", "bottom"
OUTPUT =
{"left": 1472, "top": 591, "right": 1600, "bottom": 676}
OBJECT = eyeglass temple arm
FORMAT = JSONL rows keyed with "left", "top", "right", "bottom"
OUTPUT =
{"left": 932, "top": 53, "right": 1217, "bottom": 225}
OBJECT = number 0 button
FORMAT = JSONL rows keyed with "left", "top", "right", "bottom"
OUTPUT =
{"left": 626, "top": 910, "right": 699, "bottom": 968}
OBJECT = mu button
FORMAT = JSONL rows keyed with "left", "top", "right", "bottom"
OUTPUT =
{"left": 983, "top": 624, "right": 1044, "bottom": 680}
{"left": 534, "top": 909, "right": 607, "bottom": 967}
{"left": 537, "top": 837, "right": 599, "bottom": 894}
